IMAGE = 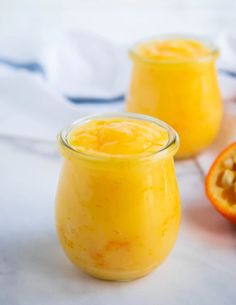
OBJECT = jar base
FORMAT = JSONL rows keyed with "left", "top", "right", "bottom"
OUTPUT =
{"left": 76, "top": 262, "right": 161, "bottom": 282}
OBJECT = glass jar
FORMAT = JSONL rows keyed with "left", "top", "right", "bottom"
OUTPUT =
{"left": 126, "top": 35, "right": 223, "bottom": 159}
{"left": 55, "top": 113, "right": 181, "bottom": 281}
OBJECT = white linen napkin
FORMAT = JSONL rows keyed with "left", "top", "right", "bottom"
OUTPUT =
{"left": 0, "top": 29, "right": 128, "bottom": 140}
{"left": 41, "top": 30, "right": 130, "bottom": 99}
{"left": 0, "top": 66, "right": 123, "bottom": 141}
{"left": 0, "top": 29, "right": 130, "bottom": 101}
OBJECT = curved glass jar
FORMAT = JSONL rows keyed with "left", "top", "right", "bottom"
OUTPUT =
{"left": 126, "top": 35, "right": 223, "bottom": 159}
{"left": 55, "top": 113, "right": 181, "bottom": 281}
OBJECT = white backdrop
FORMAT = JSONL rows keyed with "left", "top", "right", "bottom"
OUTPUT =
{"left": 0, "top": 0, "right": 235, "bottom": 45}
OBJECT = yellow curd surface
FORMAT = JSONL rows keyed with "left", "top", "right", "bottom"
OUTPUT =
{"left": 136, "top": 39, "right": 210, "bottom": 61}
{"left": 126, "top": 38, "right": 222, "bottom": 158}
{"left": 68, "top": 118, "right": 169, "bottom": 155}
{"left": 55, "top": 115, "right": 181, "bottom": 281}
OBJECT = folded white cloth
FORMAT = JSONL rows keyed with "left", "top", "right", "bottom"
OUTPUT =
{"left": 0, "top": 66, "right": 79, "bottom": 141}
{"left": 0, "top": 29, "right": 128, "bottom": 140}
{"left": 0, "top": 66, "right": 123, "bottom": 141}
{"left": 41, "top": 30, "right": 130, "bottom": 99}
{"left": 0, "top": 29, "right": 130, "bottom": 100}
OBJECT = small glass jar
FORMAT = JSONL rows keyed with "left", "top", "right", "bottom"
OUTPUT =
{"left": 126, "top": 35, "right": 223, "bottom": 159}
{"left": 55, "top": 113, "right": 181, "bottom": 281}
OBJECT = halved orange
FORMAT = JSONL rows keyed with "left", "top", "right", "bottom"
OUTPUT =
{"left": 205, "top": 142, "right": 236, "bottom": 224}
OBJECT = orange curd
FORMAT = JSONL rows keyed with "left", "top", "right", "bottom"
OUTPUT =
{"left": 126, "top": 36, "right": 222, "bottom": 158}
{"left": 55, "top": 113, "right": 181, "bottom": 281}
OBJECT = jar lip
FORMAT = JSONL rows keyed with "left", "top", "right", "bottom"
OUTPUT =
{"left": 129, "top": 34, "right": 219, "bottom": 65}
{"left": 58, "top": 112, "right": 179, "bottom": 161}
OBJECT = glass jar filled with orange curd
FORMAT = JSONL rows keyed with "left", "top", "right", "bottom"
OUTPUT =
{"left": 55, "top": 113, "right": 181, "bottom": 281}
{"left": 126, "top": 35, "right": 223, "bottom": 159}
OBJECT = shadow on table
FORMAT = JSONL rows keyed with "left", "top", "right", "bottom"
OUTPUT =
{"left": 183, "top": 201, "right": 236, "bottom": 247}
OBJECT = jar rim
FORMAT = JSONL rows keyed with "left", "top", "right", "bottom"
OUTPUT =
{"left": 129, "top": 34, "right": 219, "bottom": 65}
{"left": 58, "top": 112, "right": 179, "bottom": 162}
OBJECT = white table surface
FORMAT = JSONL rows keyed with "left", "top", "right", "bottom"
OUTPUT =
{"left": 1, "top": 125, "right": 236, "bottom": 305}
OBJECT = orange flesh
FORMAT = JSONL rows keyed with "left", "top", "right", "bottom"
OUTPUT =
{"left": 205, "top": 143, "right": 236, "bottom": 223}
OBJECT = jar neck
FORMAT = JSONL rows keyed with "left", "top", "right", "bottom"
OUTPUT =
{"left": 129, "top": 35, "right": 219, "bottom": 66}
{"left": 58, "top": 112, "right": 179, "bottom": 163}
